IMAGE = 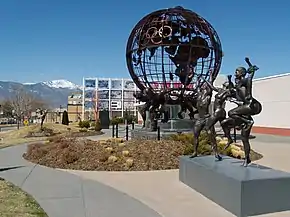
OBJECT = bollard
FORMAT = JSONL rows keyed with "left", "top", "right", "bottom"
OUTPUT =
{"left": 132, "top": 122, "right": 134, "bottom": 130}
{"left": 116, "top": 123, "right": 119, "bottom": 138}
{"left": 112, "top": 124, "right": 115, "bottom": 138}
{"left": 157, "top": 126, "right": 160, "bottom": 140}
{"left": 126, "top": 125, "right": 129, "bottom": 141}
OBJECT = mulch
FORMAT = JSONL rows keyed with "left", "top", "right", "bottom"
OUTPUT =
{"left": 23, "top": 136, "right": 263, "bottom": 171}
{"left": 23, "top": 137, "right": 186, "bottom": 171}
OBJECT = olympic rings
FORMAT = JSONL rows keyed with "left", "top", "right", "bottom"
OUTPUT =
{"left": 158, "top": 25, "right": 172, "bottom": 38}
{"left": 139, "top": 24, "right": 173, "bottom": 46}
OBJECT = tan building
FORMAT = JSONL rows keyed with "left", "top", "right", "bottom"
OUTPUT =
{"left": 67, "top": 93, "right": 83, "bottom": 122}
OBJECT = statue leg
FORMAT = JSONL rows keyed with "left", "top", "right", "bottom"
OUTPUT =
{"left": 160, "top": 105, "right": 168, "bottom": 123}
{"left": 186, "top": 102, "right": 196, "bottom": 120}
{"left": 204, "top": 115, "right": 222, "bottom": 160}
{"left": 140, "top": 110, "right": 146, "bottom": 128}
{"left": 41, "top": 118, "right": 44, "bottom": 130}
{"left": 163, "top": 110, "right": 169, "bottom": 123}
{"left": 208, "top": 126, "right": 222, "bottom": 161}
{"left": 150, "top": 111, "right": 158, "bottom": 132}
{"left": 178, "top": 104, "right": 186, "bottom": 119}
{"left": 142, "top": 103, "right": 150, "bottom": 128}
{"left": 240, "top": 117, "right": 253, "bottom": 167}
{"left": 190, "top": 119, "right": 205, "bottom": 158}
{"left": 220, "top": 118, "right": 234, "bottom": 150}
{"left": 228, "top": 106, "right": 253, "bottom": 130}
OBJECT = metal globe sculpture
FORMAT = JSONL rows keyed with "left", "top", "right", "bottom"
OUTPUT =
{"left": 126, "top": 6, "right": 223, "bottom": 93}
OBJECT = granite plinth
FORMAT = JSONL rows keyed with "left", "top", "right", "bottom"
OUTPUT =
{"left": 131, "top": 129, "right": 176, "bottom": 140}
{"left": 179, "top": 155, "right": 290, "bottom": 217}
{"left": 159, "top": 119, "right": 193, "bottom": 132}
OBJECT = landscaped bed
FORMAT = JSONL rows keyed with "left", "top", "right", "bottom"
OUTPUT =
{"left": 23, "top": 132, "right": 263, "bottom": 171}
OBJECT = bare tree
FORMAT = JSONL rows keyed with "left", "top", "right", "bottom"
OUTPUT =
{"left": 10, "top": 88, "right": 35, "bottom": 129}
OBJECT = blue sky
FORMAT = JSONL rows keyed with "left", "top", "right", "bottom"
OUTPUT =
{"left": 0, "top": 0, "right": 290, "bottom": 85}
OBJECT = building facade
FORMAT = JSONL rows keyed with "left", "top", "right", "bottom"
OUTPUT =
{"left": 82, "top": 77, "right": 137, "bottom": 120}
{"left": 67, "top": 92, "right": 83, "bottom": 122}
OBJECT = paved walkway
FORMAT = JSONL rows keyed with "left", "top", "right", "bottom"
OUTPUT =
{"left": 0, "top": 144, "right": 161, "bottom": 217}
{"left": 1, "top": 130, "right": 290, "bottom": 217}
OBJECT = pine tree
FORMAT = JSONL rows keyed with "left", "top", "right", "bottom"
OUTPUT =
{"left": 62, "top": 110, "right": 69, "bottom": 125}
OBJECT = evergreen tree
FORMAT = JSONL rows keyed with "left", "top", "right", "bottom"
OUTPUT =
{"left": 62, "top": 110, "right": 69, "bottom": 125}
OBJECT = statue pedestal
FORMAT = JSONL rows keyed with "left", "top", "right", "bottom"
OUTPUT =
{"left": 179, "top": 155, "right": 290, "bottom": 217}
{"left": 159, "top": 119, "right": 193, "bottom": 132}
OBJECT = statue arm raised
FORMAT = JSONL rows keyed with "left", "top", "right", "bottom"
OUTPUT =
{"left": 203, "top": 79, "right": 219, "bottom": 92}
{"left": 245, "top": 57, "right": 259, "bottom": 100}
{"left": 245, "top": 57, "right": 259, "bottom": 81}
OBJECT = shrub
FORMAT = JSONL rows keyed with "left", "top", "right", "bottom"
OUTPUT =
{"left": 123, "top": 109, "right": 138, "bottom": 124}
{"left": 78, "top": 120, "right": 90, "bottom": 129}
{"left": 169, "top": 131, "right": 230, "bottom": 156}
{"left": 125, "top": 115, "right": 138, "bottom": 124}
{"left": 62, "top": 111, "right": 69, "bottom": 125}
{"left": 110, "top": 117, "right": 124, "bottom": 125}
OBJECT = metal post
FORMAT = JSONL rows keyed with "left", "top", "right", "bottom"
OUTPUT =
{"left": 233, "top": 127, "right": 237, "bottom": 143}
{"left": 116, "top": 123, "right": 119, "bottom": 138}
{"left": 112, "top": 124, "right": 115, "bottom": 138}
{"left": 132, "top": 122, "right": 134, "bottom": 130}
{"left": 157, "top": 126, "right": 160, "bottom": 140}
{"left": 126, "top": 125, "right": 129, "bottom": 141}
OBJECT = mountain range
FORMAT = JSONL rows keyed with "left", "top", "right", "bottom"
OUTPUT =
{"left": 0, "top": 79, "right": 81, "bottom": 108}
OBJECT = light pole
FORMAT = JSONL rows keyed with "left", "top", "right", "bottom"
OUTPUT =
{"left": 0, "top": 105, "right": 3, "bottom": 117}
{"left": 59, "top": 105, "right": 62, "bottom": 123}
{"left": 0, "top": 105, "right": 2, "bottom": 131}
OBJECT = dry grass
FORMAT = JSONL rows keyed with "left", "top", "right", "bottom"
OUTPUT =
{"left": 0, "top": 178, "right": 48, "bottom": 217}
{"left": 0, "top": 123, "right": 80, "bottom": 148}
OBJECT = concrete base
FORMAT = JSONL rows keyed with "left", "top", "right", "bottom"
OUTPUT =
{"left": 159, "top": 119, "right": 193, "bottom": 132}
{"left": 179, "top": 155, "right": 290, "bottom": 217}
{"left": 131, "top": 129, "right": 178, "bottom": 140}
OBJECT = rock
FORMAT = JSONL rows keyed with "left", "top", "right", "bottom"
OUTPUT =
{"left": 231, "top": 149, "right": 245, "bottom": 159}
{"left": 215, "top": 136, "right": 222, "bottom": 142}
{"left": 125, "top": 158, "right": 134, "bottom": 168}
{"left": 108, "top": 155, "right": 118, "bottom": 163}
{"left": 231, "top": 144, "right": 241, "bottom": 151}
{"left": 219, "top": 139, "right": 228, "bottom": 145}
{"left": 113, "top": 138, "right": 124, "bottom": 143}
{"left": 122, "top": 150, "right": 130, "bottom": 156}
{"left": 99, "top": 140, "right": 107, "bottom": 145}
{"left": 118, "top": 143, "right": 126, "bottom": 147}
{"left": 105, "top": 147, "right": 113, "bottom": 153}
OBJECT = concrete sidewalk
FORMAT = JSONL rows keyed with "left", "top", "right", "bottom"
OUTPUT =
{"left": 67, "top": 134, "right": 290, "bottom": 217}
{"left": 1, "top": 129, "right": 290, "bottom": 217}
{"left": 0, "top": 144, "right": 161, "bottom": 217}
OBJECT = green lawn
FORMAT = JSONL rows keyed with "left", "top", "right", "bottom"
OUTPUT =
{"left": 0, "top": 178, "right": 48, "bottom": 217}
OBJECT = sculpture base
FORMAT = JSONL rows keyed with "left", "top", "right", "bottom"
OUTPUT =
{"left": 131, "top": 128, "right": 177, "bottom": 140}
{"left": 179, "top": 155, "right": 290, "bottom": 217}
{"left": 159, "top": 119, "right": 193, "bottom": 132}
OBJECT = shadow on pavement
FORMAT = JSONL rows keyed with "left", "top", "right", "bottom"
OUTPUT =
{"left": 0, "top": 165, "right": 25, "bottom": 172}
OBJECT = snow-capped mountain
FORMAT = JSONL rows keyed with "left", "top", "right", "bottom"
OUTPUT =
{"left": 41, "top": 79, "right": 81, "bottom": 89}
{"left": 0, "top": 79, "right": 82, "bottom": 107}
